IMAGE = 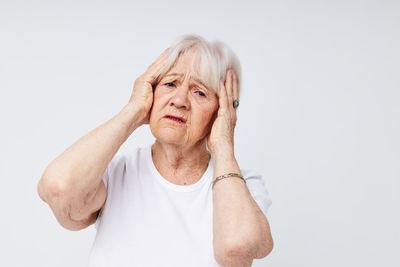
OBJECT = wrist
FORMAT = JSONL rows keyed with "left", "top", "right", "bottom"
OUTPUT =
{"left": 118, "top": 103, "right": 146, "bottom": 134}
{"left": 212, "top": 143, "right": 235, "bottom": 158}
{"left": 213, "top": 148, "right": 237, "bottom": 170}
{"left": 212, "top": 151, "right": 241, "bottom": 183}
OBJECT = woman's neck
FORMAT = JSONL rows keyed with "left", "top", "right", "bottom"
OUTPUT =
{"left": 151, "top": 140, "right": 211, "bottom": 185}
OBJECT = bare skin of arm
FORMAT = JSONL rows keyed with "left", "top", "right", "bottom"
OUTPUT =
{"left": 212, "top": 149, "right": 273, "bottom": 266}
{"left": 37, "top": 103, "right": 142, "bottom": 230}
{"left": 209, "top": 70, "right": 273, "bottom": 266}
{"left": 37, "top": 48, "right": 170, "bottom": 231}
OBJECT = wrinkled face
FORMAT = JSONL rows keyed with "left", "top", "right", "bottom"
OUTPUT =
{"left": 149, "top": 51, "right": 219, "bottom": 148}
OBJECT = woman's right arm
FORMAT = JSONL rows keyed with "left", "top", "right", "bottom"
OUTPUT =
{"left": 37, "top": 48, "right": 170, "bottom": 231}
{"left": 37, "top": 103, "right": 143, "bottom": 231}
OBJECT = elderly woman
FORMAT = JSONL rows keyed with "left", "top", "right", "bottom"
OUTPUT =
{"left": 37, "top": 34, "right": 273, "bottom": 267}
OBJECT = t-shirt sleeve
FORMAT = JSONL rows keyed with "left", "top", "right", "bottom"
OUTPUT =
{"left": 93, "top": 148, "right": 136, "bottom": 231}
{"left": 242, "top": 169, "right": 272, "bottom": 220}
{"left": 94, "top": 166, "right": 109, "bottom": 231}
{"left": 101, "top": 165, "right": 110, "bottom": 190}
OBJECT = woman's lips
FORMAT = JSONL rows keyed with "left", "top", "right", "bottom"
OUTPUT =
{"left": 163, "top": 115, "right": 186, "bottom": 124}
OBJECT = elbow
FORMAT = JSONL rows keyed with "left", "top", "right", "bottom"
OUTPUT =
{"left": 38, "top": 162, "right": 73, "bottom": 201}
{"left": 215, "top": 242, "right": 254, "bottom": 267}
{"left": 263, "top": 239, "right": 274, "bottom": 258}
{"left": 37, "top": 169, "right": 100, "bottom": 232}
{"left": 37, "top": 174, "right": 64, "bottom": 203}
{"left": 254, "top": 235, "right": 274, "bottom": 259}
{"left": 38, "top": 158, "right": 73, "bottom": 201}
{"left": 37, "top": 179, "right": 48, "bottom": 202}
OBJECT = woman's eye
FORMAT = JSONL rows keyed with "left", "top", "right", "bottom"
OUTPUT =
{"left": 196, "top": 91, "right": 206, "bottom": 97}
{"left": 165, "top": 82, "right": 175, "bottom": 87}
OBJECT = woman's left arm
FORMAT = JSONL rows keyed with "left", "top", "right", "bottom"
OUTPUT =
{"left": 212, "top": 150, "right": 273, "bottom": 266}
{"left": 208, "top": 69, "right": 273, "bottom": 266}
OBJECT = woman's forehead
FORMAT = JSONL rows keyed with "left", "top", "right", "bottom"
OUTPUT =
{"left": 165, "top": 71, "right": 208, "bottom": 89}
{"left": 164, "top": 71, "right": 198, "bottom": 82}
{"left": 170, "top": 52, "right": 200, "bottom": 74}
{"left": 161, "top": 50, "right": 216, "bottom": 93}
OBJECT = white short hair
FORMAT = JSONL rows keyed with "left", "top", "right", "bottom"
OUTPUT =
{"left": 154, "top": 34, "right": 242, "bottom": 97}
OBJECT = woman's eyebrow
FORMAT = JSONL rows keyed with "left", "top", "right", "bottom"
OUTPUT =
{"left": 165, "top": 73, "right": 209, "bottom": 91}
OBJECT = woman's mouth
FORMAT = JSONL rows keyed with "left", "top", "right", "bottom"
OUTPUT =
{"left": 163, "top": 115, "right": 186, "bottom": 124}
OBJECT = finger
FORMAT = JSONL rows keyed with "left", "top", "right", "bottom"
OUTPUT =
{"left": 231, "top": 70, "right": 238, "bottom": 123}
{"left": 148, "top": 48, "right": 170, "bottom": 69}
{"left": 232, "top": 69, "right": 239, "bottom": 102}
{"left": 146, "top": 48, "right": 170, "bottom": 74}
{"left": 218, "top": 77, "right": 228, "bottom": 111}
{"left": 225, "top": 69, "right": 234, "bottom": 111}
{"left": 144, "top": 48, "right": 170, "bottom": 82}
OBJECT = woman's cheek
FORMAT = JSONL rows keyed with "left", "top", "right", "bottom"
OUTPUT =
{"left": 201, "top": 107, "right": 217, "bottom": 131}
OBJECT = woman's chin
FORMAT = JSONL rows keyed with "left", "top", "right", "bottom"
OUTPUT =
{"left": 153, "top": 130, "right": 186, "bottom": 146}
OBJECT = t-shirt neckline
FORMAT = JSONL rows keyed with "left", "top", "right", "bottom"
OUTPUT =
{"left": 144, "top": 145, "right": 213, "bottom": 192}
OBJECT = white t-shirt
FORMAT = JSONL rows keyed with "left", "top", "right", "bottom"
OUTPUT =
{"left": 88, "top": 145, "right": 272, "bottom": 267}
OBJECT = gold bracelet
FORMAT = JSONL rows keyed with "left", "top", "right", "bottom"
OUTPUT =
{"left": 212, "top": 173, "right": 246, "bottom": 189}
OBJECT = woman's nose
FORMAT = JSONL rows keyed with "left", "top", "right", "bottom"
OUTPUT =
{"left": 170, "top": 83, "right": 190, "bottom": 109}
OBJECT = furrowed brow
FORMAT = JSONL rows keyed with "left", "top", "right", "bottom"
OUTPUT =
{"left": 164, "top": 73, "right": 210, "bottom": 92}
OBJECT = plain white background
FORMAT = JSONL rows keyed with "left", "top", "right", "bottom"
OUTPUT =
{"left": 1, "top": 0, "right": 399, "bottom": 266}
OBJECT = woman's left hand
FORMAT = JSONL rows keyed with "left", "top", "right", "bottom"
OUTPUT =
{"left": 207, "top": 69, "right": 239, "bottom": 155}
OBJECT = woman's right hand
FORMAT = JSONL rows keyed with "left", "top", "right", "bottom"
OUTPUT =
{"left": 128, "top": 48, "right": 170, "bottom": 126}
